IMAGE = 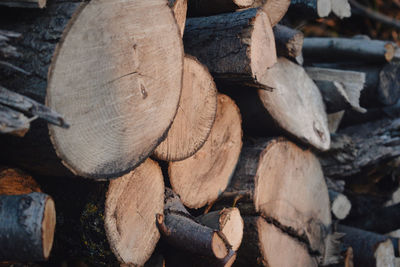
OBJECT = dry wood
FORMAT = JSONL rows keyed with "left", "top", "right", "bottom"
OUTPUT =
{"left": 252, "top": 0, "right": 291, "bottom": 26}
{"left": 187, "top": 0, "right": 254, "bottom": 17}
{"left": 169, "top": 0, "right": 187, "bottom": 36}
{"left": 168, "top": 94, "right": 242, "bottom": 209}
{"left": 154, "top": 55, "right": 217, "bottom": 161}
{"left": 328, "top": 111, "right": 345, "bottom": 133}
{"left": 305, "top": 67, "right": 366, "bottom": 113}
{"left": 0, "top": 0, "right": 46, "bottom": 8}
{"left": 329, "top": 190, "right": 351, "bottom": 220}
{"left": 319, "top": 118, "right": 400, "bottom": 182}
{"left": 0, "top": 192, "right": 56, "bottom": 262}
{"left": 43, "top": 158, "right": 164, "bottom": 266}
{"left": 0, "top": 29, "right": 20, "bottom": 59}
{"left": 0, "top": 0, "right": 183, "bottom": 179}
{"left": 0, "top": 167, "right": 41, "bottom": 194}
{"left": 289, "top": 0, "right": 331, "bottom": 17}
{"left": 183, "top": 8, "right": 277, "bottom": 90}
{"left": 224, "top": 58, "right": 330, "bottom": 151}
{"left": 0, "top": 104, "right": 30, "bottom": 136}
{"left": 216, "top": 138, "right": 332, "bottom": 265}
{"left": 197, "top": 208, "right": 244, "bottom": 251}
{"left": 303, "top": 37, "right": 396, "bottom": 63}
{"left": 338, "top": 225, "right": 396, "bottom": 267}
{"left": 331, "top": 0, "right": 351, "bottom": 18}
{"left": 273, "top": 24, "right": 304, "bottom": 58}
{"left": 158, "top": 188, "right": 233, "bottom": 264}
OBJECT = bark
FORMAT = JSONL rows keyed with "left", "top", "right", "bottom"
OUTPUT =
{"left": 168, "top": 94, "right": 242, "bottom": 209}
{"left": 220, "top": 58, "right": 330, "bottom": 151}
{"left": 183, "top": 8, "right": 277, "bottom": 90}
{"left": 187, "top": 0, "right": 254, "bottom": 17}
{"left": 216, "top": 138, "right": 333, "bottom": 265}
{"left": 319, "top": 118, "right": 400, "bottom": 184}
{"left": 273, "top": 24, "right": 304, "bottom": 59}
{"left": 0, "top": 0, "right": 46, "bottom": 8}
{"left": 154, "top": 55, "right": 217, "bottom": 161}
{"left": 337, "top": 225, "right": 396, "bottom": 267}
{"left": 39, "top": 158, "right": 164, "bottom": 267}
{"left": 0, "top": 192, "right": 56, "bottom": 262}
{"left": 158, "top": 188, "right": 233, "bottom": 263}
{"left": 0, "top": 0, "right": 183, "bottom": 179}
{"left": 305, "top": 67, "right": 367, "bottom": 113}
{"left": 289, "top": 0, "right": 331, "bottom": 18}
{"left": 303, "top": 37, "right": 396, "bottom": 63}
{"left": 329, "top": 190, "right": 351, "bottom": 220}
{"left": 197, "top": 208, "right": 244, "bottom": 251}
{"left": 168, "top": 0, "right": 187, "bottom": 36}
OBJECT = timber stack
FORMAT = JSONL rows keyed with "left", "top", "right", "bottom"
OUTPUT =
{"left": 0, "top": 0, "right": 399, "bottom": 266}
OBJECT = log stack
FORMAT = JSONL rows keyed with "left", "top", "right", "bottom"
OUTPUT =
{"left": 0, "top": 0, "right": 399, "bottom": 266}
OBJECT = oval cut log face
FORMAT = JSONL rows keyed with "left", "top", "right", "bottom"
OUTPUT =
{"left": 47, "top": 0, "right": 183, "bottom": 178}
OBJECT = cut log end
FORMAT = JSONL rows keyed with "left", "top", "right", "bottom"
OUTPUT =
{"left": 169, "top": 0, "right": 188, "bottom": 36}
{"left": 212, "top": 232, "right": 229, "bottom": 259}
{"left": 219, "top": 208, "right": 244, "bottom": 251}
{"left": 0, "top": 167, "right": 41, "bottom": 195}
{"left": 104, "top": 158, "right": 164, "bottom": 266}
{"left": 375, "top": 239, "right": 396, "bottom": 267}
{"left": 260, "top": 0, "right": 290, "bottom": 26}
{"left": 169, "top": 94, "right": 242, "bottom": 209}
{"left": 42, "top": 197, "right": 56, "bottom": 259}
{"left": 330, "top": 191, "right": 351, "bottom": 220}
{"left": 154, "top": 55, "right": 217, "bottom": 161}
{"left": 47, "top": 0, "right": 183, "bottom": 179}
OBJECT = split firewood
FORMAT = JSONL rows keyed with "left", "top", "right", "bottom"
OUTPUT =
{"left": 222, "top": 57, "right": 330, "bottom": 151}
{"left": 303, "top": 37, "right": 397, "bottom": 63}
{"left": 154, "top": 55, "right": 217, "bottom": 161}
{"left": 252, "top": 0, "right": 291, "bottom": 26}
{"left": 328, "top": 111, "right": 345, "bottom": 133}
{"left": 157, "top": 188, "right": 234, "bottom": 265}
{"left": 329, "top": 190, "right": 351, "bottom": 220}
{"left": 197, "top": 208, "right": 244, "bottom": 251}
{"left": 337, "top": 225, "right": 397, "bottom": 267}
{"left": 0, "top": 0, "right": 183, "bottom": 179}
{"left": 0, "top": 104, "right": 30, "bottom": 136}
{"left": 0, "top": 168, "right": 55, "bottom": 262}
{"left": 0, "top": 0, "right": 46, "bottom": 8}
{"left": 41, "top": 158, "right": 164, "bottom": 266}
{"left": 168, "top": 94, "right": 242, "bottom": 209}
{"left": 273, "top": 24, "right": 304, "bottom": 59}
{"left": 289, "top": 0, "right": 332, "bottom": 18}
{"left": 169, "top": 0, "right": 187, "bottom": 36}
{"left": 305, "top": 67, "right": 366, "bottom": 113}
{"left": 187, "top": 0, "right": 254, "bottom": 17}
{"left": 183, "top": 8, "right": 277, "bottom": 90}
{"left": 215, "top": 138, "right": 334, "bottom": 266}
{"left": 319, "top": 118, "right": 400, "bottom": 183}
{"left": 330, "top": 0, "right": 351, "bottom": 18}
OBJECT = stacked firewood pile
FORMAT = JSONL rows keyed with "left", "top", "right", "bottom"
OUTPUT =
{"left": 0, "top": 0, "right": 399, "bottom": 266}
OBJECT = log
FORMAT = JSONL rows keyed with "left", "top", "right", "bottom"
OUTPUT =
{"left": 0, "top": 29, "right": 20, "bottom": 59}
{"left": 273, "top": 24, "right": 304, "bottom": 59}
{"left": 169, "top": 0, "right": 188, "bottom": 36}
{"left": 328, "top": 111, "right": 345, "bottom": 133}
{"left": 289, "top": 0, "right": 332, "bottom": 18}
{"left": 0, "top": 167, "right": 41, "bottom": 194}
{"left": 41, "top": 158, "right": 164, "bottom": 266}
{"left": 197, "top": 208, "right": 244, "bottom": 251}
{"left": 153, "top": 55, "right": 217, "bottom": 161}
{"left": 157, "top": 188, "right": 233, "bottom": 264}
{"left": 0, "top": 0, "right": 46, "bottom": 8}
{"left": 329, "top": 190, "right": 351, "bottom": 220}
{"left": 337, "top": 225, "right": 396, "bottom": 267}
{"left": 0, "top": 104, "right": 30, "bottom": 136}
{"left": 319, "top": 118, "right": 400, "bottom": 182}
{"left": 252, "top": 0, "right": 291, "bottom": 26}
{"left": 187, "top": 0, "right": 254, "bottom": 17}
{"left": 221, "top": 57, "right": 330, "bottom": 151}
{"left": 330, "top": 0, "right": 351, "bottom": 18}
{"left": 0, "top": 0, "right": 183, "bottom": 179}
{"left": 303, "top": 37, "right": 396, "bottom": 63}
{"left": 0, "top": 192, "right": 56, "bottom": 262}
{"left": 216, "top": 138, "right": 333, "bottom": 266}
{"left": 183, "top": 8, "right": 277, "bottom": 90}
{"left": 168, "top": 94, "right": 242, "bottom": 209}
{"left": 305, "top": 67, "right": 366, "bottom": 113}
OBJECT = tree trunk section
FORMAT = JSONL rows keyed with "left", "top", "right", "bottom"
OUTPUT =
{"left": 0, "top": 0, "right": 183, "bottom": 179}
{"left": 154, "top": 55, "right": 217, "bottom": 161}
{"left": 169, "top": 0, "right": 187, "bottom": 36}
{"left": 216, "top": 138, "right": 333, "bottom": 266}
{"left": 0, "top": 0, "right": 46, "bottom": 8}
{"left": 0, "top": 167, "right": 41, "bottom": 195}
{"left": 251, "top": 0, "right": 291, "bottom": 26}
{"left": 187, "top": 0, "right": 254, "bottom": 17}
{"left": 183, "top": 8, "right": 277, "bottom": 90}
{"left": 168, "top": 94, "right": 242, "bottom": 209}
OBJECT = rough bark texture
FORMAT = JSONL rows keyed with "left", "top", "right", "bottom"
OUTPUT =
{"left": 183, "top": 8, "right": 277, "bottom": 90}
{"left": 273, "top": 24, "right": 304, "bottom": 58}
{"left": 216, "top": 138, "right": 332, "bottom": 266}
{"left": 154, "top": 55, "right": 217, "bottom": 161}
{"left": 0, "top": 0, "right": 183, "bottom": 179}
{"left": 168, "top": 94, "right": 242, "bottom": 209}
{"left": 303, "top": 37, "right": 396, "bottom": 63}
{"left": 0, "top": 0, "right": 46, "bottom": 8}
{"left": 187, "top": 0, "right": 254, "bottom": 17}
{"left": 0, "top": 192, "right": 56, "bottom": 262}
